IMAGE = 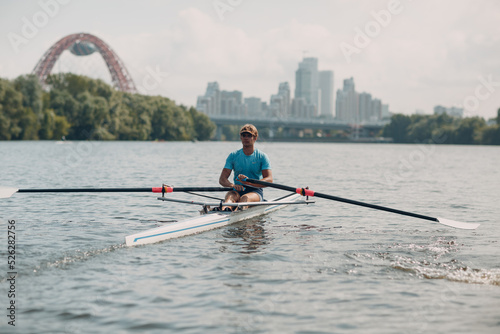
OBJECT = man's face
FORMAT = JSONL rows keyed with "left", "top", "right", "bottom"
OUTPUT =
{"left": 240, "top": 132, "right": 256, "bottom": 146}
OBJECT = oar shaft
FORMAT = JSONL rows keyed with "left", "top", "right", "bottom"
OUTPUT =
{"left": 17, "top": 187, "right": 232, "bottom": 194}
{"left": 18, "top": 188, "right": 155, "bottom": 193}
{"left": 246, "top": 181, "right": 296, "bottom": 193}
{"left": 311, "top": 191, "right": 437, "bottom": 222}
{"left": 245, "top": 178, "right": 438, "bottom": 222}
{"left": 165, "top": 187, "right": 232, "bottom": 192}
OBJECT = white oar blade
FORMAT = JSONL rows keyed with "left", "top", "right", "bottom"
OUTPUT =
{"left": 437, "top": 217, "right": 480, "bottom": 230}
{"left": 0, "top": 187, "right": 19, "bottom": 199}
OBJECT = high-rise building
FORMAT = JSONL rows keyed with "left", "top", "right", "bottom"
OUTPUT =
{"left": 261, "top": 101, "right": 269, "bottom": 116}
{"left": 319, "top": 70, "right": 334, "bottom": 117}
{"left": 278, "top": 82, "right": 291, "bottom": 117}
{"left": 343, "top": 77, "right": 355, "bottom": 92}
{"left": 269, "top": 82, "right": 291, "bottom": 118}
{"left": 448, "top": 107, "right": 463, "bottom": 118}
{"left": 434, "top": 105, "right": 463, "bottom": 118}
{"left": 269, "top": 95, "right": 283, "bottom": 118}
{"left": 292, "top": 97, "right": 306, "bottom": 118}
{"left": 382, "top": 104, "right": 391, "bottom": 119}
{"left": 292, "top": 97, "right": 316, "bottom": 118}
{"left": 371, "top": 98, "right": 382, "bottom": 122}
{"left": 221, "top": 90, "right": 244, "bottom": 116}
{"left": 358, "top": 92, "right": 372, "bottom": 123}
{"left": 293, "top": 58, "right": 335, "bottom": 119}
{"left": 295, "top": 57, "right": 319, "bottom": 108}
{"left": 197, "top": 84, "right": 248, "bottom": 117}
{"left": 196, "top": 96, "right": 212, "bottom": 115}
{"left": 336, "top": 77, "right": 358, "bottom": 123}
{"left": 335, "top": 77, "right": 386, "bottom": 123}
{"left": 434, "top": 105, "right": 447, "bottom": 115}
{"left": 244, "top": 97, "right": 262, "bottom": 117}
{"left": 196, "top": 82, "right": 221, "bottom": 115}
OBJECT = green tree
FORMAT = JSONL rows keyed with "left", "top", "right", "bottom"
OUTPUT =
{"left": 19, "top": 108, "right": 39, "bottom": 139}
{"left": 0, "top": 79, "right": 13, "bottom": 139}
{"left": 480, "top": 125, "right": 500, "bottom": 144}
{"left": 382, "top": 114, "right": 412, "bottom": 143}
{"left": 151, "top": 104, "right": 175, "bottom": 140}
{"left": 454, "top": 117, "right": 486, "bottom": 144}
{"left": 189, "top": 106, "right": 215, "bottom": 140}
{"left": 0, "top": 111, "right": 11, "bottom": 140}
{"left": 53, "top": 114, "right": 71, "bottom": 139}
{"left": 221, "top": 125, "right": 240, "bottom": 141}
{"left": 1, "top": 73, "right": 216, "bottom": 141}
{"left": 406, "top": 115, "right": 433, "bottom": 143}
{"left": 0, "top": 78, "right": 24, "bottom": 139}
{"left": 14, "top": 74, "right": 43, "bottom": 115}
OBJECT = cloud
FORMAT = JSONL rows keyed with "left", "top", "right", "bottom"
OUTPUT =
{"left": 114, "top": 7, "right": 343, "bottom": 103}
{"left": 174, "top": 8, "right": 261, "bottom": 74}
{"left": 5, "top": 1, "right": 498, "bottom": 118}
{"left": 165, "top": 8, "right": 336, "bottom": 76}
{"left": 123, "top": 3, "right": 498, "bottom": 117}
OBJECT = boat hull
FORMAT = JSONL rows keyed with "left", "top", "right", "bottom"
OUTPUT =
{"left": 125, "top": 193, "right": 301, "bottom": 246}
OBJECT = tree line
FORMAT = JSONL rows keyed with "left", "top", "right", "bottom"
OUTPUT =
{"left": 0, "top": 73, "right": 215, "bottom": 141}
{"left": 382, "top": 112, "right": 500, "bottom": 145}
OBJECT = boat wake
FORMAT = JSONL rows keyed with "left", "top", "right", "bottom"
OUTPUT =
{"left": 386, "top": 237, "right": 500, "bottom": 285}
{"left": 42, "top": 244, "right": 126, "bottom": 269}
{"left": 0, "top": 244, "right": 128, "bottom": 281}
{"left": 347, "top": 236, "right": 500, "bottom": 286}
{"left": 390, "top": 257, "right": 500, "bottom": 286}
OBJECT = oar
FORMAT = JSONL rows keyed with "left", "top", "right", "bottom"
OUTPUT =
{"left": 0, "top": 186, "right": 232, "bottom": 199}
{"left": 244, "top": 178, "right": 480, "bottom": 230}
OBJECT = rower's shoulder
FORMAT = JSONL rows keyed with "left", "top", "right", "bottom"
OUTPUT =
{"left": 233, "top": 148, "right": 244, "bottom": 155}
{"left": 254, "top": 149, "right": 269, "bottom": 158}
{"left": 227, "top": 148, "right": 244, "bottom": 158}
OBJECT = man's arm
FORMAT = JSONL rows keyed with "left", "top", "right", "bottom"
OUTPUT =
{"left": 261, "top": 169, "right": 273, "bottom": 183}
{"left": 219, "top": 168, "right": 233, "bottom": 187}
{"left": 238, "top": 169, "right": 273, "bottom": 188}
{"left": 220, "top": 168, "right": 246, "bottom": 191}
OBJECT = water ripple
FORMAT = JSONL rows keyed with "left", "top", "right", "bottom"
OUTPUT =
{"left": 1, "top": 142, "right": 498, "bottom": 334}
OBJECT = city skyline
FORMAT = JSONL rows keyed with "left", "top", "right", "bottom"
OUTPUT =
{"left": 197, "top": 57, "right": 332, "bottom": 120}
{"left": 197, "top": 57, "right": 391, "bottom": 124}
{"left": 1, "top": 0, "right": 499, "bottom": 119}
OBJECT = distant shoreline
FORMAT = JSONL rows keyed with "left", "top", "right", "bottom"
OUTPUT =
{"left": 3, "top": 138, "right": 500, "bottom": 145}
{"left": 259, "top": 137, "right": 394, "bottom": 143}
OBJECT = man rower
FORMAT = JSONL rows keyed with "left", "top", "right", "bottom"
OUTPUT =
{"left": 218, "top": 124, "right": 273, "bottom": 211}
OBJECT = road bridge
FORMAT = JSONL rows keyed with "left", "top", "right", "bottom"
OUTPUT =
{"left": 208, "top": 115, "right": 388, "bottom": 140}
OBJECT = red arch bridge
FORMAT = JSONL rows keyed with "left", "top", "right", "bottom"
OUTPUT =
{"left": 32, "top": 32, "right": 136, "bottom": 93}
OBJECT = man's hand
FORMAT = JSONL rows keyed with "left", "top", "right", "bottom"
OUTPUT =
{"left": 232, "top": 184, "right": 245, "bottom": 191}
{"left": 237, "top": 174, "right": 249, "bottom": 184}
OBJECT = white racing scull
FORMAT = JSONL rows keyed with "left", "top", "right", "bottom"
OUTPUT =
{"left": 0, "top": 178, "right": 481, "bottom": 248}
{"left": 125, "top": 193, "right": 313, "bottom": 247}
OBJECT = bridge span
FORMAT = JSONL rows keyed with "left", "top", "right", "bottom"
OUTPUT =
{"left": 208, "top": 115, "right": 389, "bottom": 140}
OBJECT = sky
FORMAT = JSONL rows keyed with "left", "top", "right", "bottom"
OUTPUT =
{"left": 1, "top": 0, "right": 499, "bottom": 119}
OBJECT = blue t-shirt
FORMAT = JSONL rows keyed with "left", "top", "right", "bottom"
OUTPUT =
{"left": 224, "top": 149, "right": 271, "bottom": 186}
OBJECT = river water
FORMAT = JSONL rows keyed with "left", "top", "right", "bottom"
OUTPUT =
{"left": 0, "top": 141, "right": 499, "bottom": 334}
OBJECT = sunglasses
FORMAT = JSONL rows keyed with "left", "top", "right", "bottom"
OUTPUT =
{"left": 240, "top": 132, "right": 254, "bottom": 138}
